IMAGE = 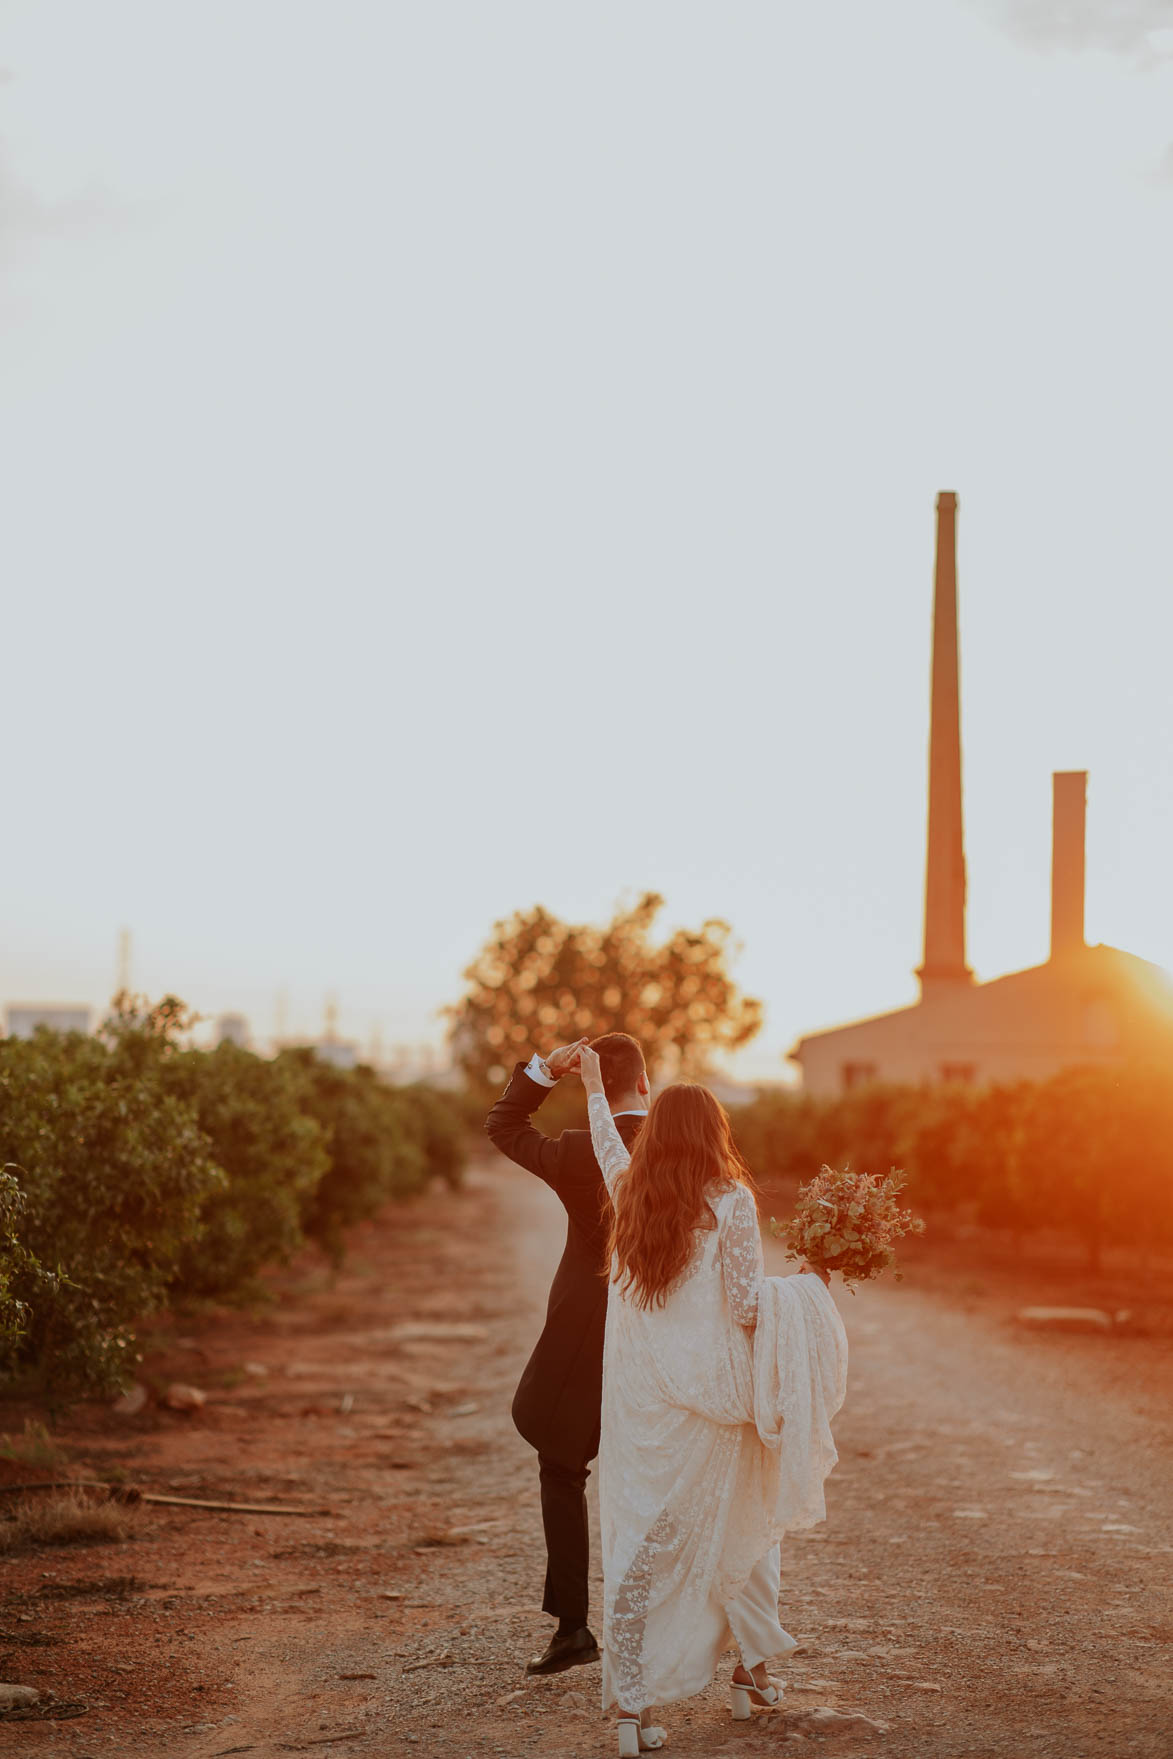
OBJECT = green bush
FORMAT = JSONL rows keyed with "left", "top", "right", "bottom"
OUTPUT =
{"left": 0, "top": 1168, "right": 62, "bottom": 1362}
{"left": 160, "top": 1044, "right": 330, "bottom": 1298}
{"left": 278, "top": 1052, "right": 431, "bottom": 1260}
{"left": 0, "top": 999, "right": 470, "bottom": 1395}
{"left": 397, "top": 1082, "right": 466, "bottom": 1191}
{"left": 101, "top": 998, "right": 332, "bottom": 1297}
{"left": 0, "top": 1029, "right": 222, "bottom": 1395}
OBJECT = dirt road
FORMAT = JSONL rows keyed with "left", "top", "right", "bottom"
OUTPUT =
{"left": 2, "top": 1162, "right": 1170, "bottom": 1759}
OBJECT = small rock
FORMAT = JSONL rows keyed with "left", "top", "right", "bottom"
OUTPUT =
{"left": 449, "top": 1402, "right": 480, "bottom": 1417}
{"left": 952, "top": 1508, "right": 988, "bottom": 1519}
{"left": 1015, "top": 1306, "right": 1112, "bottom": 1333}
{"left": 0, "top": 1684, "right": 40, "bottom": 1709}
{"left": 496, "top": 1689, "right": 525, "bottom": 1708}
{"left": 112, "top": 1382, "right": 148, "bottom": 1416}
{"left": 910, "top": 1680, "right": 943, "bottom": 1692}
{"left": 164, "top": 1382, "right": 207, "bottom": 1411}
{"left": 243, "top": 1362, "right": 269, "bottom": 1378}
{"left": 796, "top": 1706, "right": 887, "bottom": 1735}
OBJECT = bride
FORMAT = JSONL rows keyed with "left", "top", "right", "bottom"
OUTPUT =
{"left": 575, "top": 1045, "right": 848, "bottom": 1755}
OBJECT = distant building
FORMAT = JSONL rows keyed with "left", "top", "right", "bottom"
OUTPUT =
{"left": 312, "top": 1037, "right": 359, "bottom": 1070}
{"left": 4, "top": 1005, "right": 92, "bottom": 1039}
{"left": 790, "top": 494, "right": 1173, "bottom": 1095}
{"left": 216, "top": 1014, "right": 250, "bottom": 1049}
{"left": 385, "top": 1043, "right": 449, "bottom": 1083}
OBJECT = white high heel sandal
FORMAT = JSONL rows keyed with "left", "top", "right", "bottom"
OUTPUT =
{"left": 617, "top": 1715, "right": 668, "bottom": 1753}
{"left": 729, "top": 1673, "right": 783, "bottom": 1719}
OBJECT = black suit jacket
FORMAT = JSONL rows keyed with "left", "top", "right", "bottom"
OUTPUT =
{"left": 485, "top": 1063, "right": 644, "bottom": 1469}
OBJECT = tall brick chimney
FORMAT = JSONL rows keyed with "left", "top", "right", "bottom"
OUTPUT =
{"left": 1051, "top": 770, "right": 1087, "bottom": 960}
{"left": 917, "top": 492, "right": 973, "bottom": 1000}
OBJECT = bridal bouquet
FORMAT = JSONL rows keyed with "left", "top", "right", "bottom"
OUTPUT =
{"left": 770, "top": 1165, "right": 924, "bottom": 1289}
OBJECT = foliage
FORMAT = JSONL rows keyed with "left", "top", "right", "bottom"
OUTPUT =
{"left": 447, "top": 892, "right": 763, "bottom": 1097}
{"left": 732, "top": 1059, "right": 1173, "bottom": 1269}
{"left": 161, "top": 1045, "right": 330, "bottom": 1298}
{"left": 0, "top": 1170, "right": 61, "bottom": 1361}
{"left": 0, "top": 1028, "right": 222, "bottom": 1395}
{"left": 0, "top": 998, "right": 469, "bottom": 1397}
{"left": 398, "top": 1081, "right": 466, "bottom": 1191}
{"left": 1017, "top": 1064, "right": 1173, "bottom": 1270}
{"left": 278, "top": 1051, "right": 435, "bottom": 1260}
{"left": 771, "top": 1164, "right": 924, "bottom": 1287}
{"left": 102, "top": 996, "right": 331, "bottom": 1297}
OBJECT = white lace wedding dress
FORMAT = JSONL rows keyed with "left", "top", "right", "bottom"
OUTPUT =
{"left": 588, "top": 1094, "right": 849, "bottom": 1714}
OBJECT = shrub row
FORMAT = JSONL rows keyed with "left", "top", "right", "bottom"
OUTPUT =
{"left": 0, "top": 998, "right": 466, "bottom": 1397}
{"left": 731, "top": 1061, "right": 1173, "bottom": 1269}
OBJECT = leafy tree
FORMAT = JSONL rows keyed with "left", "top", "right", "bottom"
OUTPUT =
{"left": 447, "top": 892, "right": 763, "bottom": 1097}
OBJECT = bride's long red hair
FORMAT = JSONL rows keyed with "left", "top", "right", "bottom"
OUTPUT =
{"left": 608, "top": 1082, "right": 755, "bottom": 1310}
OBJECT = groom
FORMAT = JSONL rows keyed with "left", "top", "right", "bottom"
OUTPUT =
{"left": 485, "top": 1031, "right": 649, "bottom": 1675}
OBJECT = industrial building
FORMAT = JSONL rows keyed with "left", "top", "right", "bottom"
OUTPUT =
{"left": 791, "top": 494, "right": 1173, "bottom": 1095}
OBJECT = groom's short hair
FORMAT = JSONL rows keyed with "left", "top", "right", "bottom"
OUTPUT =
{"left": 590, "top": 1032, "right": 646, "bottom": 1100}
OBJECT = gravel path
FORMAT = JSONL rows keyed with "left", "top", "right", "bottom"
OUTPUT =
{"left": 2, "top": 1162, "right": 1169, "bottom": 1759}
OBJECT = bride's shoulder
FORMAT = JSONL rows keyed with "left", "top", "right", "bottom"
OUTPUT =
{"left": 719, "top": 1180, "right": 760, "bottom": 1220}
{"left": 705, "top": 1179, "right": 749, "bottom": 1219}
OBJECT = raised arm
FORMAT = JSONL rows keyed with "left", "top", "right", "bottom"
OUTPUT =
{"left": 720, "top": 1182, "right": 766, "bottom": 1329}
{"left": 577, "top": 1043, "right": 632, "bottom": 1199}
{"left": 586, "top": 1093, "right": 632, "bottom": 1198}
{"left": 484, "top": 1040, "right": 589, "bottom": 1188}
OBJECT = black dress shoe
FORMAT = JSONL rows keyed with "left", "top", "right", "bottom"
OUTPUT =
{"left": 525, "top": 1626, "right": 601, "bottom": 1675}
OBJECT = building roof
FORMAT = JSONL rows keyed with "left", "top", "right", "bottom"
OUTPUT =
{"left": 790, "top": 943, "right": 1173, "bottom": 1064}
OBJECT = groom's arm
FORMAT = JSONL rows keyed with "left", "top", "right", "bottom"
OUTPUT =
{"left": 484, "top": 1055, "right": 567, "bottom": 1187}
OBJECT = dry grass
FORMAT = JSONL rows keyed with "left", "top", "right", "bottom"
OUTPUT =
{"left": 0, "top": 1418, "right": 63, "bottom": 1471}
{"left": 0, "top": 1487, "right": 136, "bottom": 1554}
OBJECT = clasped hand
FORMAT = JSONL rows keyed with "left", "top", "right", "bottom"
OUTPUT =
{"left": 545, "top": 1037, "right": 607, "bottom": 1098}
{"left": 544, "top": 1036, "right": 590, "bottom": 1079}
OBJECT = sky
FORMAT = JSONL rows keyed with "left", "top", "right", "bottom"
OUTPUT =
{"left": 2, "top": 0, "right": 1171, "bottom": 1078}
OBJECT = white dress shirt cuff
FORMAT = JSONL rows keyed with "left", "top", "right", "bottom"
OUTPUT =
{"left": 524, "top": 1051, "right": 558, "bottom": 1088}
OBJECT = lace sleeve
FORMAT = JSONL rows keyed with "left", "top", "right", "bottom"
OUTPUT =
{"left": 587, "top": 1093, "right": 632, "bottom": 1198}
{"left": 720, "top": 1183, "right": 765, "bottom": 1328}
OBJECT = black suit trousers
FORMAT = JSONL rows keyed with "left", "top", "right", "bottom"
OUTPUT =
{"left": 538, "top": 1454, "right": 590, "bottom": 1625}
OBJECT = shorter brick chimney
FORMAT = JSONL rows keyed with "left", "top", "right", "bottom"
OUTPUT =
{"left": 1050, "top": 771, "right": 1087, "bottom": 961}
